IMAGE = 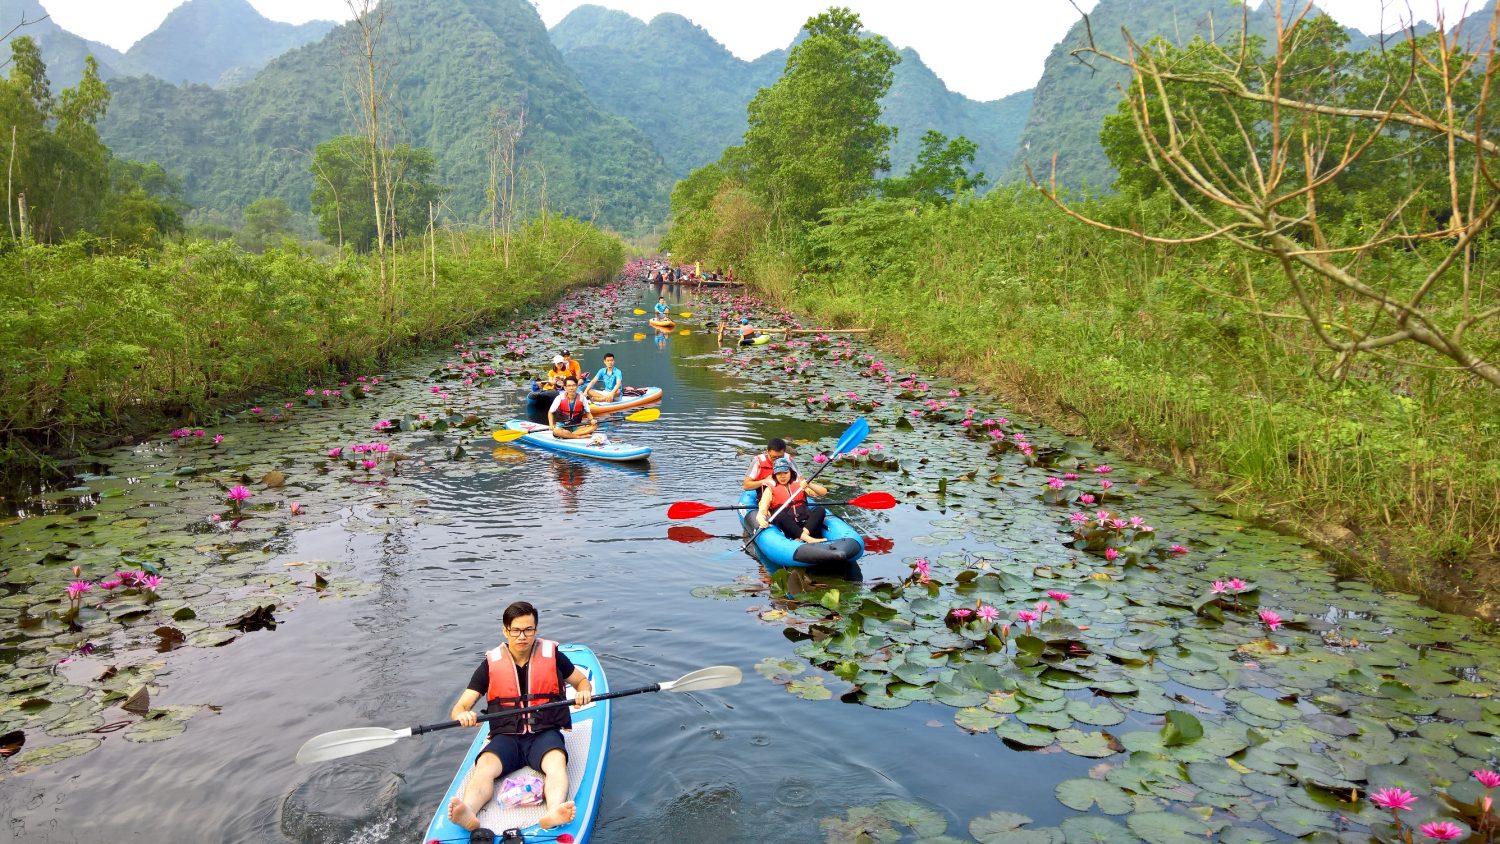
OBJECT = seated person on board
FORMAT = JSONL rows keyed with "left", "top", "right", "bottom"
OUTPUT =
{"left": 536, "top": 355, "right": 571, "bottom": 392}
{"left": 738, "top": 317, "right": 761, "bottom": 346}
{"left": 584, "top": 353, "right": 623, "bottom": 403}
{"left": 548, "top": 377, "right": 598, "bottom": 440}
{"left": 742, "top": 437, "right": 788, "bottom": 491}
{"left": 756, "top": 456, "right": 830, "bottom": 544}
{"left": 652, "top": 297, "right": 670, "bottom": 321}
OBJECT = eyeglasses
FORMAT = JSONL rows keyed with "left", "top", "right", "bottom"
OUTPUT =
{"left": 506, "top": 627, "right": 538, "bottom": 637}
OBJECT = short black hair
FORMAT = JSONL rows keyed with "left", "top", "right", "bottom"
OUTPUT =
{"left": 565, "top": 376, "right": 579, "bottom": 386}
{"left": 604, "top": 353, "right": 615, "bottom": 360}
{"left": 503, "top": 601, "right": 537, "bottom": 628}
{"left": 560, "top": 350, "right": 571, "bottom": 356}
{"left": 767, "top": 437, "right": 787, "bottom": 451}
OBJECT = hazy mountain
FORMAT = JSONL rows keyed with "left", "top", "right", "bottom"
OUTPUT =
{"left": 0, "top": 0, "right": 121, "bottom": 87}
{"left": 550, "top": 5, "right": 1033, "bottom": 182}
{"left": 118, "top": 0, "right": 335, "bottom": 87}
{"left": 99, "top": 0, "right": 671, "bottom": 233}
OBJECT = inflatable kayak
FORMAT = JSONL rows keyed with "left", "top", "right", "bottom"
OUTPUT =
{"left": 737, "top": 490, "right": 864, "bottom": 569}
{"left": 503, "top": 420, "right": 651, "bottom": 463}
{"left": 738, "top": 334, "right": 771, "bottom": 347}
{"left": 589, "top": 386, "right": 663, "bottom": 414}
{"left": 421, "top": 644, "right": 610, "bottom": 844}
{"left": 648, "top": 317, "right": 675, "bottom": 330}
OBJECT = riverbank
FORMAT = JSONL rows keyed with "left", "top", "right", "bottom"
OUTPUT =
{"left": 0, "top": 218, "right": 623, "bottom": 497}
{"left": 724, "top": 190, "right": 1500, "bottom": 618}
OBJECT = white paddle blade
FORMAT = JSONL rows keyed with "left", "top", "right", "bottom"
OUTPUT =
{"left": 295, "top": 726, "right": 411, "bottom": 765}
{"left": 660, "top": 665, "right": 743, "bottom": 693}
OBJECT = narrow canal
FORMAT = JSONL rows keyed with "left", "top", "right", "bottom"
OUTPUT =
{"left": 2, "top": 276, "right": 1497, "bottom": 843}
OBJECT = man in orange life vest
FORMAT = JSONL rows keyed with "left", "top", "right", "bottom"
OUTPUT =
{"left": 547, "top": 377, "right": 598, "bottom": 440}
{"left": 446, "top": 601, "right": 594, "bottom": 833}
{"left": 741, "top": 437, "right": 788, "bottom": 491}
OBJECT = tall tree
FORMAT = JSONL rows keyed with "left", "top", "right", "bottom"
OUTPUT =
{"left": 882, "top": 130, "right": 987, "bottom": 203}
{"left": 310, "top": 135, "right": 439, "bottom": 254}
{"left": 741, "top": 7, "right": 899, "bottom": 223}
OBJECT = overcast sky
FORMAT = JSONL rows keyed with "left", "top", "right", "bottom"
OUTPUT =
{"left": 36, "top": 0, "right": 1487, "bottom": 101}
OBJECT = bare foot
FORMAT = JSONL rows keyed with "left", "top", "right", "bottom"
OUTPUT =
{"left": 538, "top": 800, "right": 577, "bottom": 830}
{"left": 801, "top": 532, "right": 827, "bottom": 544}
{"left": 447, "top": 797, "right": 481, "bottom": 832}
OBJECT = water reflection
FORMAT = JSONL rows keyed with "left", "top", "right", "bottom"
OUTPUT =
{"left": 551, "top": 456, "right": 589, "bottom": 513}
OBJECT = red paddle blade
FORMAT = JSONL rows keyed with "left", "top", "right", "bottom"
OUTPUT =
{"left": 848, "top": 491, "right": 897, "bottom": 509}
{"left": 668, "top": 525, "right": 716, "bottom": 544}
{"left": 864, "top": 536, "right": 895, "bottom": 554}
{"left": 667, "top": 501, "right": 715, "bottom": 520}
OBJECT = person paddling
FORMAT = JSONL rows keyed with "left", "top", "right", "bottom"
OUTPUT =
{"left": 446, "top": 601, "right": 594, "bottom": 834}
{"left": 756, "top": 456, "right": 829, "bottom": 544}
{"left": 549, "top": 377, "right": 598, "bottom": 440}
{"left": 653, "top": 297, "right": 670, "bottom": 321}
{"left": 584, "top": 353, "right": 623, "bottom": 403}
{"left": 738, "top": 317, "right": 760, "bottom": 346}
{"left": 741, "top": 437, "right": 788, "bottom": 491}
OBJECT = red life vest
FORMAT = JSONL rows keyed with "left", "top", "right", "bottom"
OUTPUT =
{"left": 769, "top": 482, "right": 808, "bottom": 513}
{"left": 749, "top": 453, "right": 775, "bottom": 483}
{"left": 486, "top": 639, "right": 570, "bottom": 734}
{"left": 554, "top": 395, "right": 587, "bottom": 426}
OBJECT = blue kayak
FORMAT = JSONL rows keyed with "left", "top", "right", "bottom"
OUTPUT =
{"left": 737, "top": 489, "right": 864, "bottom": 569}
{"left": 421, "top": 644, "right": 611, "bottom": 844}
{"left": 503, "top": 420, "right": 651, "bottom": 463}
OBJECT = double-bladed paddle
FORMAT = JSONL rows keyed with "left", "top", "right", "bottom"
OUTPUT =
{"left": 732, "top": 417, "right": 869, "bottom": 556}
{"left": 294, "top": 665, "right": 742, "bottom": 765}
{"left": 490, "top": 407, "right": 659, "bottom": 442}
{"left": 666, "top": 491, "right": 895, "bottom": 520}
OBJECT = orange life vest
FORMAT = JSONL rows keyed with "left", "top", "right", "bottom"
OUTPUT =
{"left": 486, "top": 639, "right": 569, "bottom": 734}
{"left": 769, "top": 481, "right": 808, "bottom": 513}
{"left": 554, "top": 395, "right": 588, "bottom": 426}
{"left": 749, "top": 453, "right": 775, "bottom": 483}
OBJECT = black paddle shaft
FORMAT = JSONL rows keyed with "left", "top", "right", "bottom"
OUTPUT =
{"left": 409, "top": 683, "right": 661, "bottom": 736}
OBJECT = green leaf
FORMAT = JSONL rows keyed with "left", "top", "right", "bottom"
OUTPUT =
{"left": 970, "top": 811, "right": 1062, "bottom": 844}
{"left": 1161, "top": 710, "right": 1203, "bottom": 747}
{"left": 1054, "top": 777, "right": 1132, "bottom": 814}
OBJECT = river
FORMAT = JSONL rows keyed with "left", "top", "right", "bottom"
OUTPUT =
{"left": 1, "top": 277, "right": 1497, "bottom": 843}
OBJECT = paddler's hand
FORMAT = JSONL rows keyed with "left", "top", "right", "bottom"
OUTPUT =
{"left": 574, "top": 684, "right": 593, "bottom": 708}
{"left": 455, "top": 710, "right": 479, "bottom": 728}
{"left": 757, "top": 514, "right": 769, "bottom": 529}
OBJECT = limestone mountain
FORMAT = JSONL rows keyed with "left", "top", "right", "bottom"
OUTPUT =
{"left": 118, "top": 0, "right": 335, "bottom": 87}
{"left": 0, "top": 0, "right": 121, "bottom": 88}
{"left": 549, "top": 5, "right": 1032, "bottom": 183}
{"left": 98, "top": 0, "right": 671, "bottom": 233}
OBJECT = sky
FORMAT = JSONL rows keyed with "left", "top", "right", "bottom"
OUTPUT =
{"left": 36, "top": 0, "right": 1490, "bottom": 101}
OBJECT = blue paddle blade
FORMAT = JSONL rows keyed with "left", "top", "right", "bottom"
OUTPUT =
{"left": 832, "top": 417, "right": 869, "bottom": 456}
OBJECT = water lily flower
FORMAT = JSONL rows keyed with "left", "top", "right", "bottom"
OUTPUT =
{"left": 1063, "top": 473, "right": 1080, "bottom": 481}
{"left": 1474, "top": 769, "right": 1500, "bottom": 789}
{"left": 213, "top": 434, "right": 224, "bottom": 445}
{"left": 1212, "top": 580, "right": 1228, "bottom": 594}
{"left": 1047, "top": 591, "right": 1071, "bottom": 603}
{"left": 997, "top": 418, "right": 1008, "bottom": 426}
{"left": 1258, "top": 610, "right": 1283, "bottom": 632}
{"left": 977, "top": 605, "right": 999, "bottom": 622}
{"left": 66, "top": 580, "right": 93, "bottom": 601}
{"left": 289, "top": 502, "right": 303, "bottom": 516}
{"left": 1094, "top": 465, "right": 1112, "bottom": 474}
{"left": 192, "top": 429, "right": 205, "bottom": 437}
{"left": 1069, "top": 512, "right": 1088, "bottom": 524}
{"left": 306, "top": 388, "right": 316, "bottom": 396}
{"left": 227, "top": 486, "right": 252, "bottom": 506}
{"left": 284, "top": 402, "right": 293, "bottom": 409}
{"left": 1369, "top": 787, "right": 1418, "bottom": 812}
{"left": 251, "top": 407, "right": 262, "bottom": 414}
{"left": 211, "top": 513, "right": 222, "bottom": 522}
{"left": 99, "top": 578, "right": 122, "bottom": 590}
{"left": 328, "top": 447, "right": 343, "bottom": 459}
{"left": 138, "top": 574, "right": 162, "bottom": 592}
{"left": 1078, "top": 494, "right": 1096, "bottom": 505}
{"left": 373, "top": 443, "right": 390, "bottom": 454}
{"left": 1170, "top": 544, "right": 1189, "bottom": 555}
{"left": 1095, "top": 510, "right": 1111, "bottom": 523}
{"left": 1034, "top": 600, "right": 1051, "bottom": 616}
{"left": 1047, "top": 477, "right": 1065, "bottom": 490}
{"left": 1417, "top": 821, "right": 1463, "bottom": 841}
{"left": 361, "top": 459, "right": 378, "bottom": 470}
{"left": 1129, "top": 516, "right": 1145, "bottom": 529}
{"left": 1104, "top": 548, "right": 1120, "bottom": 561}
{"left": 1109, "top": 518, "right": 1128, "bottom": 530}
{"left": 951, "top": 607, "right": 973, "bottom": 619}
{"left": 813, "top": 454, "right": 829, "bottom": 464}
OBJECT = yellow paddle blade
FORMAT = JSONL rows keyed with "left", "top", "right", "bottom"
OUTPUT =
{"left": 491, "top": 446, "right": 526, "bottom": 462}
{"left": 632, "top": 308, "right": 646, "bottom": 315}
{"left": 679, "top": 311, "right": 693, "bottom": 318}
{"left": 491, "top": 429, "right": 526, "bottom": 442}
{"left": 678, "top": 329, "right": 691, "bottom": 336}
{"left": 633, "top": 332, "right": 646, "bottom": 341}
{"left": 626, "top": 408, "right": 660, "bottom": 423}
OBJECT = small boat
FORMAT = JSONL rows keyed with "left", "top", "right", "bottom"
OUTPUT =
{"left": 589, "top": 386, "right": 663, "bottom": 414}
{"left": 526, "top": 387, "right": 561, "bottom": 410}
{"left": 648, "top": 317, "right": 675, "bottom": 330}
{"left": 738, "top": 334, "right": 771, "bottom": 347}
{"left": 503, "top": 420, "right": 651, "bottom": 463}
{"left": 737, "top": 489, "right": 864, "bottom": 569}
{"left": 421, "top": 644, "right": 610, "bottom": 844}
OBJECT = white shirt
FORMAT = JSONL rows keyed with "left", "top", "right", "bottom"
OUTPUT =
{"left": 549, "top": 394, "right": 592, "bottom": 415}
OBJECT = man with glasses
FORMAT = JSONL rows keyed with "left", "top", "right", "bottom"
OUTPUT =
{"left": 446, "top": 601, "right": 594, "bottom": 834}
{"left": 742, "top": 437, "right": 789, "bottom": 491}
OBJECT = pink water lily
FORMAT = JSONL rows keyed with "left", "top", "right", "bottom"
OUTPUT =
{"left": 212, "top": 434, "right": 224, "bottom": 445}
{"left": 1069, "top": 512, "right": 1088, "bottom": 524}
{"left": 1101, "top": 479, "right": 1114, "bottom": 490}
{"left": 138, "top": 574, "right": 162, "bottom": 592}
{"left": 66, "top": 580, "right": 93, "bottom": 601}
{"left": 1170, "top": 544, "right": 1189, "bottom": 555}
{"left": 977, "top": 605, "right": 999, "bottom": 623}
{"left": 328, "top": 447, "right": 343, "bottom": 458}
{"left": 1212, "top": 581, "right": 1228, "bottom": 594}
{"left": 1094, "top": 465, "right": 1113, "bottom": 474}
{"left": 1226, "top": 578, "right": 1247, "bottom": 591}
{"left": 1474, "top": 769, "right": 1500, "bottom": 789}
{"left": 950, "top": 607, "right": 973, "bottom": 619}
{"left": 1258, "top": 610, "right": 1283, "bottom": 632}
{"left": 1046, "top": 591, "right": 1071, "bottom": 603}
{"left": 227, "top": 486, "right": 252, "bottom": 510}
{"left": 813, "top": 454, "right": 829, "bottom": 464}
{"left": 99, "top": 578, "right": 122, "bottom": 590}
{"left": 1078, "top": 494, "right": 1096, "bottom": 505}
{"left": 1104, "top": 548, "right": 1120, "bottom": 561}
{"left": 1047, "top": 477, "right": 1065, "bottom": 490}
{"left": 251, "top": 407, "right": 263, "bottom": 414}
{"left": 1417, "top": 821, "right": 1463, "bottom": 841}
{"left": 1063, "top": 473, "right": 1079, "bottom": 480}
{"left": 1369, "top": 787, "right": 1418, "bottom": 812}
{"left": 1014, "top": 609, "right": 1040, "bottom": 624}
{"left": 361, "top": 459, "right": 378, "bottom": 470}
{"left": 289, "top": 502, "right": 303, "bottom": 516}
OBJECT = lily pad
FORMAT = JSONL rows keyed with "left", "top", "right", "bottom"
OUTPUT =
{"left": 9, "top": 736, "right": 99, "bottom": 771}
{"left": 1054, "top": 778, "right": 1132, "bottom": 814}
{"left": 1126, "top": 812, "right": 1228, "bottom": 844}
{"left": 1058, "top": 816, "right": 1136, "bottom": 844}
{"left": 970, "top": 811, "right": 1062, "bottom": 844}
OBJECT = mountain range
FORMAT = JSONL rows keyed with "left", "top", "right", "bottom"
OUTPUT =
{"left": 5, "top": 0, "right": 1494, "bottom": 231}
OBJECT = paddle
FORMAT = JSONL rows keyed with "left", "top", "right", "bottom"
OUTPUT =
{"left": 490, "top": 408, "right": 657, "bottom": 441}
{"left": 668, "top": 525, "right": 731, "bottom": 544}
{"left": 732, "top": 418, "right": 869, "bottom": 556}
{"left": 667, "top": 491, "right": 895, "bottom": 520}
{"left": 294, "top": 665, "right": 742, "bottom": 765}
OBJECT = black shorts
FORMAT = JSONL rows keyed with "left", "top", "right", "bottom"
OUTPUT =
{"left": 478, "top": 730, "right": 567, "bottom": 773}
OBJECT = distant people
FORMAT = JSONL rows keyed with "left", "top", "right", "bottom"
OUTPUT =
{"left": 742, "top": 437, "right": 788, "bottom": 491}
{"left": 584, "top": 353, "right": 623, "bottom": 403}
{"left": 559, "top": 350, "right": 583, "bottom": 381}
{"left": 537, "top": 355, "right": 571, "bottom": 392}
{"left": 738, "top": 317, "right": 761, "bottom": 346}
{"left": 548, "top": 377, "right": 598, "bottom": 440}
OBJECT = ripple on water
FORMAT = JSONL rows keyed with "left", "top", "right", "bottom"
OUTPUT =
{"left": 277, "top": 760, "right": 401, "bottom": 843}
